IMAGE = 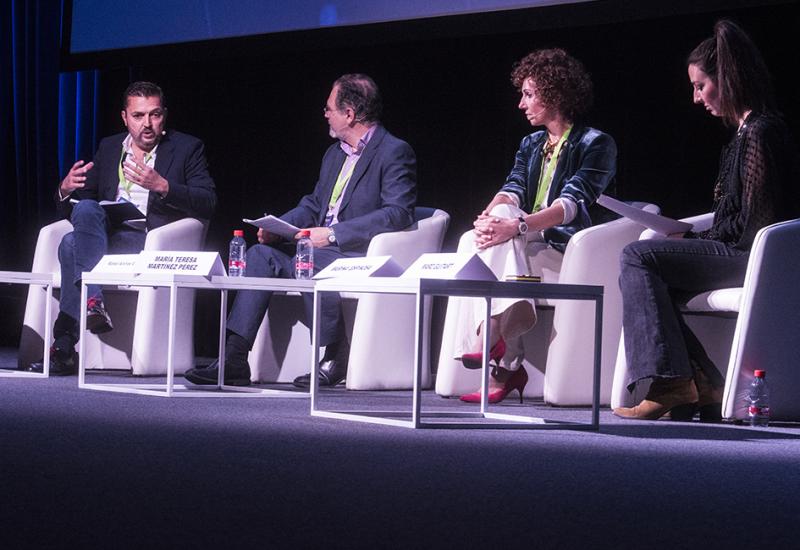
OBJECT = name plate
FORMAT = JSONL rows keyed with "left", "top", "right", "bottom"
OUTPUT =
{"left": 91, "top": 254, "right": 141, "bottom": 274}
{"left": 314, "top": 255, "right": 403, "bottom": 279}
{"left": 134, "top": 251, "right": 226, "bottom": 276}
{"left": 401, "top": 253, "right": 497, "bottom": 281}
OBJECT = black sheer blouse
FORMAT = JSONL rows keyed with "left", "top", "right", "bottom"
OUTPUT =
{"left": 695, "top": 112, "right": 799, "bottom": 250}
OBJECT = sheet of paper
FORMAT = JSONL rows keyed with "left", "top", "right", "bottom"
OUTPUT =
{"left": 596, "top": 194, "right": 693, "bottom": 235}
{"left": 243, "top": 215, "right": 301, "bottom": 240}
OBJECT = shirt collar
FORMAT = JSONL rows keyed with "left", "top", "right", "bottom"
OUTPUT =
{"left": 339, "top": 124, "right": 377, "bottom": 157}
{"left": 122, "top": 134, "right": 160, "bottom": 159}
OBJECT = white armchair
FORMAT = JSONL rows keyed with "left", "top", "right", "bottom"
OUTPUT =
{"left": 611, "top": 217, "right": 800, "bottom": 421}
{"left": 248, "top": 207, "right": 451, "bottom": 388}
{"left": 435, "top": 202, "right": 660, "bottom": 405}
{"left": 18, "top": 217, "right": 207, "bottom": 374}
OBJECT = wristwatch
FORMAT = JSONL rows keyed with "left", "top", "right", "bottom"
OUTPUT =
{"left": 327, "top": 228, "right": 337, "bottom": 244}
{"left": 517, "top": 216, "right": 528, "bottom": 237}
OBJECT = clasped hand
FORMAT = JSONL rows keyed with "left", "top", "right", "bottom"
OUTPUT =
{"left": 473, "top": 212, "right": 516, "bottom": 250}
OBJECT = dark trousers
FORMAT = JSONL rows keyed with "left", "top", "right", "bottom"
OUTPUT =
{"left": 619, "top": 237, "right": 750, "bottom": 391}
{"left": 56, "top": 200, "right": 146, "bottom": 340}
{"left": 226, "top": 242, "right": 359, "bottom": 349}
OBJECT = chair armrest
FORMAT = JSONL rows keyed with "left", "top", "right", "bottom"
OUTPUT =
{"left": 366, "top": 211, "right": 450, "bottom": 269}
{"left": 31, "top": 220, "right": 73, "bottom": 281}
{"left": 144, "top": 218, "right": 207, "bottom": 251}
{"left": 640, "top": 212, "right": 713, "bottom": 240}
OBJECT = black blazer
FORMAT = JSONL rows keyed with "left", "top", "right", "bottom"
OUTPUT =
{"left": 56, "top": 130, "right": 217, "bottom": 230}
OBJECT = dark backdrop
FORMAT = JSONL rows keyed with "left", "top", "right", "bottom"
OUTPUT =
{"left": 2, "top": 0, "right": 799, "bottom": 351}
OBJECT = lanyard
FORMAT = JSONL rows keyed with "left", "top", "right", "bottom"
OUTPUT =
{"left": 533, "top": 126, "right": 572, "bottom": 212}
{"left": 328, "top": 159, "right": 357, "bottom": 208}
{"left": 118, "top": 148, "right": 153, "bottom": 197}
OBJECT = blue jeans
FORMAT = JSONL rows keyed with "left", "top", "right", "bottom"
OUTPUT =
{"left": 226, "top": 242, "right": 359, "bottom": 348}
{"left": 619, "top": 238, "right": 750, "bottom": 391}
{"left": 56, "top": 200, "right": 146, "bottom": 339}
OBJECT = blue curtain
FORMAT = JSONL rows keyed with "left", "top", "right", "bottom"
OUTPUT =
{"left": 1, "top": 0, "right": 100, "bottom": 269}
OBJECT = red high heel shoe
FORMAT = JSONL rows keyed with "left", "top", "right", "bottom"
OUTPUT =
{"left": 460, "top": 337, "right": 506, "bottom": 370}
{"left": 460, "top": 365, "right": 528, "bottom": 404}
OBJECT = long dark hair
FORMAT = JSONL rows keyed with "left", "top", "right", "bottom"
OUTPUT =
{"left": 687, "top": 19, "right": 775, "bottom": 126}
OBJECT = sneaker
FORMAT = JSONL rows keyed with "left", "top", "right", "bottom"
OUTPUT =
{"left": 86, "top": 297, "right": 113, "bottom": 334}
{"left": 29, "top": 347, "right": 79, "bottom": 376}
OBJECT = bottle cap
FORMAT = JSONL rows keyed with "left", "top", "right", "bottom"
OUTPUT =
{"left": 300, "top": 229, "right": 311, "bottom": 237}
{"left": 754, "top": 369, "right": 766, "bottom": 378}
{"left": 233, "top": 230, "right": 244, "bottom": 237}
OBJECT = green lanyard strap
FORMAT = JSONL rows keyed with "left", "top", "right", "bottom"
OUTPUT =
{"left": 532, "top": 126, "right": 571, "bottom": 213}
{"left": 328, "top": 160, "right": 357, "bottom": 208}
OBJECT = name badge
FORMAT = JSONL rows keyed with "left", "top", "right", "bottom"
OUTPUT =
{"left": 91, "top": 254, "right": 141, "bottom": 274}
{"left": 134, "top": 251, "right": 225, "bottom": 276}
{"left": 314, "top": 255, "right": 403, "bottom": 279}
{"left": 401, "top": 253, "right": 497, "bottom": 281}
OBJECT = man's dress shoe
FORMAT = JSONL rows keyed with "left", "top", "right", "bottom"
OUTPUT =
{"left": 29, "top": 348, "right": 79, "bottom": 376}
{"left": 292, "top": 356, "right": 348, "bottom": 388}
{"left": 184, "top": 358, "right": 251, "bottom": 386}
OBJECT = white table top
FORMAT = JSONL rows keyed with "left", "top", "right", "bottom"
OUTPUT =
{"left": 81, "top": 272, "right": 314, "bottom": 292}
{"left": 0, "top": 271, "right": 53, "bottom": 284}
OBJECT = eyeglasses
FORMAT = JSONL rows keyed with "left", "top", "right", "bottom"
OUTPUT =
{"left": 323, "top": 105, "right": 347, "bottom": 115}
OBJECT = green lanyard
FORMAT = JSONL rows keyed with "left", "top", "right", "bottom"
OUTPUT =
{"left": 328, "top": 160, "right": 357, "bottom": 208}
{"left": 533, "top": 126, "right": 571, "bottom": 212}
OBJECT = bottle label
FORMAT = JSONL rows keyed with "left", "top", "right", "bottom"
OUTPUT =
{"left": 229, "top": 260, "right": 245, "bottom": 269}
{"left": 748, "top": 405, "right": 770, "bottom": 416}
{"left": 295, "top": 261, "right": 313, "bottom": 271}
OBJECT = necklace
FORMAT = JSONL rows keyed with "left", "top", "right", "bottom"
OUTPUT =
{"left": 543, "top": 135, "right": 560, "bottom": 157}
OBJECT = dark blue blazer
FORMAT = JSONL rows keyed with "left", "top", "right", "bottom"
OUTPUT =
{"left": 280, "top": 125, "right": 417, "bottom": 253}
{"left": 57, "top": 130, "right": 217, "bottom": 230}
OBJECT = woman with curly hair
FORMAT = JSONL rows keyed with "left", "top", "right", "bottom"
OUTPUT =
{"left": 442, "top": 48, "right": 617, "bottom": 404}
{"left": 614, "top": 20, "right": 799, "bottom": 421}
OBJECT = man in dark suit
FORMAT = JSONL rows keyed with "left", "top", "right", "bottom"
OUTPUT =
{"left": 31, "top": 81, "right": 217, "bottom": 375}
{"left": 184, "top": 73, "right": 417, "bottom": 388}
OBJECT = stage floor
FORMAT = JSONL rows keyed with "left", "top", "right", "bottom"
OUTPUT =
{"left": 2, "top": 347, "right": 800, "bottom": 548}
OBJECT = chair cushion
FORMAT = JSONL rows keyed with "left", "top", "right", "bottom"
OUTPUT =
{"left": 680, "top": 288, "right": 742, "bottom": 313}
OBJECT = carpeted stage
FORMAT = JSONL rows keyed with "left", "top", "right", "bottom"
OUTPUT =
{"left": 2, "top": 348, "right": 798, "bottom": 548}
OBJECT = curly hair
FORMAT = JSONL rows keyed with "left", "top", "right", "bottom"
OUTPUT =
{"left": 687, "top": 19, "right": 775, "bottom": 127}
{"left": 510, "top": 48, "right": 593, "bottom": 122}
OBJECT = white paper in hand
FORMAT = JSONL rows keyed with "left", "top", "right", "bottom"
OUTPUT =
{"left": 596, "top": 195, "right": 693, "bottom": 235}
{"left": 243, "top": 215, "right": 301, "bottom": 240}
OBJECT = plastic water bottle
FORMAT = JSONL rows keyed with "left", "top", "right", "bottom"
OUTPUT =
{"left": 748, "top": 369, "right": 770, "bottom": 427}
{"left": 295, "top": 229, "right": 314, "bottom": 280}
{"left": 228, "top": 229, "right": 246, "bottom": 277}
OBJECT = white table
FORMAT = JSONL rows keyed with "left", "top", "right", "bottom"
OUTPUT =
{"left": 311, "top": 277, "right": 603, "bottom": 429}
{"left": 0, "top": 271, "right": 54, "bottom": 378}
{"left": 79, "top": 272, "right": 312, "bottom": 398}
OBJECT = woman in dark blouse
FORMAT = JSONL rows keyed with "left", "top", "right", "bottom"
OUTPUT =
{"left": 614, "top": 19, "right": 799, "bottom": 421}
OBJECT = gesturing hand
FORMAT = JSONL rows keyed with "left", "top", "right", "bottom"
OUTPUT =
{"left": 122, "top": 158, "right": 169, "bottom": 196}
{"left": 60, "top": 160, "right": 95, "bottom": 196}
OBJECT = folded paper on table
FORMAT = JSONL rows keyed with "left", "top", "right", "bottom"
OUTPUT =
{"left": 243, "top": 215, "right": 301, "bottom": 240}
{"left": 597, "top": 194, "right": 693, "bottom": 235}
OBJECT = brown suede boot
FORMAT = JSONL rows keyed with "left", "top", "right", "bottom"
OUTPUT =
{"left": 613, "top": 377, "right": 699, "bottom": 421}
{"left": 694, "top": 367, "right": 723, "bottom": 422}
